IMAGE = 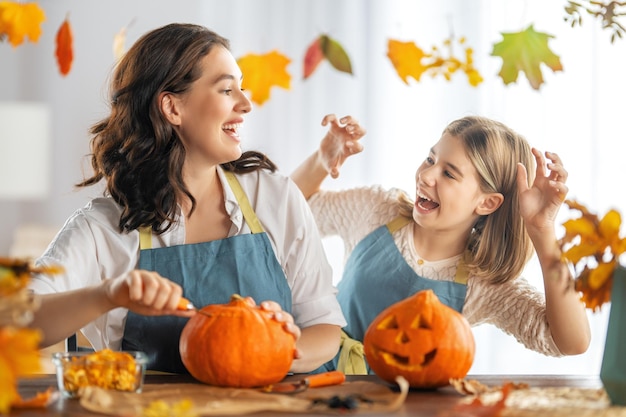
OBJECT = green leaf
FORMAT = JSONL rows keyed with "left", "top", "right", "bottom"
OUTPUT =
{"left": 491, "top": 24, "right": 563, "bottom": 90}
{"left": 320, "top": 34, "right": 353, "bottom": 75}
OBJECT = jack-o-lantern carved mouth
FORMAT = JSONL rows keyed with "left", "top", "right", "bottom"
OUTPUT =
{"left": 368, "top": 312, "right": 438, "bottom": 370}
{"left": 377, "top": 348, "right": 438, "bottom": 370}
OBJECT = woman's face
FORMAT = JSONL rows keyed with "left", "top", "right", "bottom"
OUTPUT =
{"left": 413, "top": 133, "right": 492, "bottom": 234}
{"left": 172, "top": 46, "right": 252, "bottom": 169}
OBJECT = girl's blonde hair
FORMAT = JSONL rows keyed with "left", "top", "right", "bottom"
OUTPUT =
{"left": 399, "top": 116, "right": 535, "bottom": 284}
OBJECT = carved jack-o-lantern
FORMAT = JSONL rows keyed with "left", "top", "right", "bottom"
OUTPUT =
{"left": 363, "top": 289, "right": 475, "bottom": 388}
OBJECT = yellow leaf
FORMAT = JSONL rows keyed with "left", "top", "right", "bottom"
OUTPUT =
{"left": 387, "top": 39, "right": 429, "bottom": 84}
{"left": 599, "top": 209, "right": 621, "bottom": 240}
{"left": 238, "top": 50, "right": 291, "bottom": 106}
{"left": 0, "top": 327, "right": 42, "bottom": 413}
{"left": 113, "top": 19, "right": 134, "bottom": 61}
{"left": 0, "top": 358, "right": 19, "bottom": 414}
{"left": 0, "top": 1, "right": 46, "bottom": 47}
{"left": 588, "top": 261, "right": 615, "bottom": 290}
{"left": 491, "top": 24, "right": 563, "bottom": 90}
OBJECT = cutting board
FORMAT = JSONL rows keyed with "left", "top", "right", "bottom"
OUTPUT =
{"left": 79, "top": 378, "right": 408, "bottom": 415}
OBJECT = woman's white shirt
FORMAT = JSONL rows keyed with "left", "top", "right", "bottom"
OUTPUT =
{"left": 30, "top": 167, "right": 346, "bottom": 350}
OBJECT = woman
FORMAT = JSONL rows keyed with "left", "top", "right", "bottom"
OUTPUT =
{"left": 292, "top": 114, "right": 590, "bottom": 373}
{"left": 29, "top": 23, "right": 345, "bottom": 374}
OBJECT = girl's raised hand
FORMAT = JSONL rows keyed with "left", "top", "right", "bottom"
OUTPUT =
{"left": 319, "top": 114, "right": 366, "bottom": 179}
{"left": 517, "top": 148, "right": 568, "bottom": 232}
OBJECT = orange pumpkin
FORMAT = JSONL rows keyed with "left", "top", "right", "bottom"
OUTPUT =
{"left": 179, "top": 294, "right": 296, "bottom": 388}
{"left": 363, "top": 289, "right": 475, "bottom": 388}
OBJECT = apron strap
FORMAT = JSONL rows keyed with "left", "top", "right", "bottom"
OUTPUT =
{"left": 139, "top": 226, "right": 152, "bottom": 250}
{"left": 386, "top": 215, "right": 412, "bottom": 234}
{"left": 336, "top": 330, "right": 368, "bottom": 375}
{"left": 224, "top": 171, "right": 264, "bottom": 234}
{"left": 137, "top": 171, "right": 265, "bottom": 250}
{"left": 385, "top": 215, "right": 469, "bottom": 285}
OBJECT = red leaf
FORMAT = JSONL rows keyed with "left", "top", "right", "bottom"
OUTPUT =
{"left": 55, "top": 16, "right": 73, "bottom": 76}
{"left": 303, "top": 36, "right": 324, "bottom": 79}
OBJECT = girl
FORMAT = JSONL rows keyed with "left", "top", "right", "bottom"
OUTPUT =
{"left": 292, "top": 114, "right": 590, "bottom": 373}
{"left": 29, "top": 24, "right": 345, "bottom": 374}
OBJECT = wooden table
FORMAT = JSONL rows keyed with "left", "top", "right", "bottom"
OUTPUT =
{"left": 12, "top": 374, "right": 604, "bottom": 416}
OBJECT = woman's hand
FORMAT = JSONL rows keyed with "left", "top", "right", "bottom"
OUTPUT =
{"left": 255, "top": 298, "right": 303, "bottom": 359}
{"left": 517, "top": 148, "right": 568, "bottom": 233}
{"left": 319, "top": 114, "right": 366, "bottom": 179}
{"left": 103, "top": 270, "right": 194, "bottom": 317}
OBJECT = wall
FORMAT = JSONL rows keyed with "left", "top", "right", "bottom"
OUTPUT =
{"left": 1, "top": 0, "right": 624, "bottom": 374}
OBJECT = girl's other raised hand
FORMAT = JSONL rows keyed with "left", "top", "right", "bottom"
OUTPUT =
{"left": 319, "top": 114, "right": 366, "bottom": 179}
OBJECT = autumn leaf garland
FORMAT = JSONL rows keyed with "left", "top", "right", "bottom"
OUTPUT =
{"left": 2, "top": 1, "right": 625, "bottom": 101}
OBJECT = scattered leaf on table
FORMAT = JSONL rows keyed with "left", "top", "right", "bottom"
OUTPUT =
{"left": 0, "top": 1, "right": 46, "bottom": 47}
{"left": 491, "top": 24, "right": 563, "bottom": 90}
{"left": 452, "top": 382, "right": 513, "bottom": 417}
{"left": 55, "top": 16, "right": 74, "bottom": 76}
{"left": 238, "top": 50, "right": 291, "bottom": 106}
{"left": 387, "top": 39, "right": 429, "bottom": 84}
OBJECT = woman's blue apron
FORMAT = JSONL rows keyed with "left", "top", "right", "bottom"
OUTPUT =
{"left": 320, "top": 216, "right": 468, "bottom": 374}
{"left": 122, "top": 171, "right": 292, "bottom": 373}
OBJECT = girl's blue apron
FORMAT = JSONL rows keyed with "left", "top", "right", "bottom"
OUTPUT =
{"left": 320, "top": 216, "right": 468, "bottom": 374}
{"left": 122, "top": 171, "right": 292, "bottom": 373}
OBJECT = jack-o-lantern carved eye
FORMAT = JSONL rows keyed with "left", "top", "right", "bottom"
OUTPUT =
{"left": 364, "top": 290, "right": 475, "bottom": 389}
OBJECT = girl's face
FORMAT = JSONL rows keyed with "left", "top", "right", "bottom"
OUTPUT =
{"left": 413, "top": 133, "right": 496, "bottom": 234}
{"left": 168, "top": 46, "right": 252, "bottom": 170}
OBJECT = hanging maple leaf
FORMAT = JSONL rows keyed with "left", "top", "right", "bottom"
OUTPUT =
{"left": 387, "top": 39, "right": 429, "bottom": 84}
{"left": 491, "top": 24, "right": 563, "bottom": 90}
{"left": 55, "top": 16, "right": 73, "bottom": 76}
{"left": 113, "top": 19, "right": 135, "bottom": 61}
{"left": 0, "top": 1, "right": 46, "bottom": 47}
{"left": 237, "top": 50, "right": 291, "bottom": 106}
{"left": 387, "top": 37, "right": 483, "bottom": 87}
{"left": 302, "top": 34, "right": 353, "bottom": 79}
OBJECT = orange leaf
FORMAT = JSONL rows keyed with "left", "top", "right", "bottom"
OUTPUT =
{"left": 11, "top": 387, "right": 55, "bottom": 409}
{"left": 0, "top": 327, "right": 42, "bottom": 413}
{"left": 0, "top": 1, "right": 46, "bottom": 47}
{"left": 238, "top": 50, "right": 291, "bottom": 106}
{"left": 387, "top": 39, "right": 429, "bottom": 84}
{"left": 303, "top": 36, "right": 324, "bottom": 79}
{"left": 55, "top": 16, "right": 74, "bottom": 76}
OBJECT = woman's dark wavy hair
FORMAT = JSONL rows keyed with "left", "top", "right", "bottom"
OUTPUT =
{"left": 78, "top": 23, "right": 276, "bottom": 234}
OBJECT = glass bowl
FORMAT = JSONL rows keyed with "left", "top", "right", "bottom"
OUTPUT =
{"left": 52, "top": 350, "right": 148, "bottom": 398}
